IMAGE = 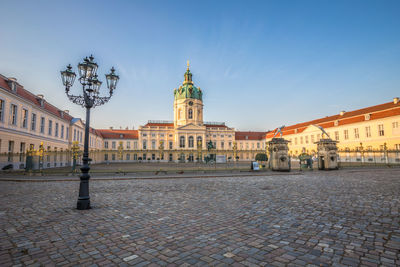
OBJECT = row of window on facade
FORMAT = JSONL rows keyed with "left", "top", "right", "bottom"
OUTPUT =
{"left": 288, "top": 123, "right": 398, "bottom": 145}
{"left": 1, "top": 139, "right": 65, "bottom": 155}
{"left": 103, "top": 152, "right": 255, "bottom": 162}
{"left": 0, "top": 99, "right": 88, "bottom": 142}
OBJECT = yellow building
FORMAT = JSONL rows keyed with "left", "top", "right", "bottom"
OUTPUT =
{"left": 265, "top": 98, "right": 400, "bottom": 156}
{"left": 98, "top": 63, "right": 265, "bottom": 162}
{"left": 1, "top": 64, "right": 399, "bottom": 167}
{"left": 0, "top": 74, "right": 103, "bottom": 168}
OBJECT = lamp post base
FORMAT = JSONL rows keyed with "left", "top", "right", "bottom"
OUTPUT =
{"left": 77, "top": 198, "right": 91, "bottom": 210}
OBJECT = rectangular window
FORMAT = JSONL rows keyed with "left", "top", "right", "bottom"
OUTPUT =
{"left": 48, "top": 120, "right": 52, "bottom": 135}
{"left": 74, "top": 129, "right": 76, "bottom": 141}
{"left": 334, "top": 131, "right": 339, "bottom": 141}
{"left": 169, "top": 141, "right": 173, "bottom": 149}
{"left": 31, "top": 113, "right": 36, "bottom": 131}
{"left": 344, "top": 130, "right": 349, "bottom": 140}
{"left": 55, "top": 123, "right": 59, "bottom": 137}
{"left": 152, "top": 140, "right": 156, "bottom": 149}
{"left": 229, "top": 142, "right": 232, "bottom": 148}
{"left": 104, "top": 141, "right": 109, "bottom": 149}
{"left": 378, "top": 124, "right": 384, "bottom": 136}
{"left": 40, "top": 117, "right": 45, "bottom": 133}
{"left": 294, "top": 137, "right": 298, "bottom": 145}
{"left": 8, "top": 140, "right": 14, "bottom": 153}
{"left": 80, "top": 132, "right": 83, "bottom": 143}
{"left": 112, "top": 154, "right": 116, "bottom": 160}
{"left": 300, "top": 137, "right": 303, "bottom": 144}
{"left": 127, "top": 141, "right": 131, "bottom": 149}
{"left": 354, "top": 128, "right": 359, "bottom": 139}
{"left": 143, "top": 153, "right": 146, "bottom": 160}
{"left": 365, "top": 126, "right": 371, "bottom": 138}
{"left": 311, "top": 135, "right": 314, "bottom": 143}
{"left": 257, "top": 142, "right": 260, "bottom": 149}
{"left": 10, "top": 104, "right": 17, "bottom": 125}
{"left": 112, "top": 141, "right": 116, "bottom": 149}
{"left": 317, "top": 134, "right": 321, "bottom": 141}
{"left": 61, "top": 125, "right": 64, "bottom": 138}
{"left": 221, "top": 141, "right": 224, "bottom": 149}
{"left": 134, "top": 141, "right": 138, "bottom": 149}
{"left": 143, "top": 140, "right": 147, "bottom": 149}
{"left": 66, "top": 127, "right": 69, "bottom": 139}
{"left": 104, "top": 154, "right": 109, "bottom": 161}
{"left": 393, "top": 122, "right": 399, "bottom": 129}
{"left": 0, "top": 99, "right": 4, "bottom": 121}
{"left": 22, "top": 109, "right": 28, "bottom": 128}
{"left": 305, "top": 136, "right": 309, "bottom": 144}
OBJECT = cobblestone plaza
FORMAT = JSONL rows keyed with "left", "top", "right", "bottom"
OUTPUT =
{"left": 1, "top": 169, "right": 400, "bottom": 266}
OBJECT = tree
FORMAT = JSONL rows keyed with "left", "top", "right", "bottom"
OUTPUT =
{"left": 255, "top": 153, "right": 268, "bottom": 162}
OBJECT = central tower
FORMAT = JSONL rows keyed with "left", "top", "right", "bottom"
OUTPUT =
{"left": 173, "top": 61, "right": 203, "bottom": 127}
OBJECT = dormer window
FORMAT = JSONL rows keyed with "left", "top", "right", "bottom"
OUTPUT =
{"left": 364, "top": 114, "right": 371, "bottom": 120}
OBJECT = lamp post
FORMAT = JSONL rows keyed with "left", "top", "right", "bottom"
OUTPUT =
{"left": 61, "top": 55, "right": 119, "bottom": 210}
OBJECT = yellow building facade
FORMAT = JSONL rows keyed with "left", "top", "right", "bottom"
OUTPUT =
{"left": 1, "top": 65, "right": 399, "bottom": 168}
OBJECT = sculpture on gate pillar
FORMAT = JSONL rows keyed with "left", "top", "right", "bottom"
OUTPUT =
{"left": 313, "top": 125, "right": 338, "bottom": 170}
{"left": 268, "top": 126, "right": 290, "bottom": 171}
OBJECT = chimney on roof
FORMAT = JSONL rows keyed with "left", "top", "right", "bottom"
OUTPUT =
{"left": 110, "top": 126, "right": 113, "bottom": 130}
{"left": 64, "top": 110, "right": 69, "bottom": 114}
{"left": 125, "top": 127, "right": 128, "bottom": 130}
{"left": 339, "top": 111, "right": 345, "bottom": 116}
{"left": 7, "top": 77, "right": 18, "bottom": 92}
{"left": 394, "top": 97, "right": 399, "bottom": 104}
{"left": 120, "top": 126, "right": 122, "bottom": 129}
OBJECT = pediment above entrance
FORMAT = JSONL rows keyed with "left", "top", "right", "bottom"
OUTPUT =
{"left": 176, "top": 123, "right": 206, "bottom": 131}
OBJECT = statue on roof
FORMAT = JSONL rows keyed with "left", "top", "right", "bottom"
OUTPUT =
{"left": 272, "top": 125, "right": 285, "bottom": 138}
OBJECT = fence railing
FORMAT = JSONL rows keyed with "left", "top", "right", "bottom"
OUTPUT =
{"left": 1, "top": 149, "right": 399, "bottom": 171}
{"left": 337, "top": 149, "right": 400, "bottom": 166}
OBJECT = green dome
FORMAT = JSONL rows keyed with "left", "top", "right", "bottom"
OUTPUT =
{"left": 173, "top": 66, "right": 203, "bottom": 101}
{"left": 174, "top": 83, "right": 202, "bottom": 101}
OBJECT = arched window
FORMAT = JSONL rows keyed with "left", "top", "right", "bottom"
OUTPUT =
{"left": 179, "top": 136, "right": 185, "bottom": 148}
{"left": 188, "top": 108, "right": 193, "bottom": 119}
{"left": 197, "top": 136, "right": 202, "bottom": 147}
{"left": 188, "top": 136, "right": 194, "bottom": 148}
{"left": 178, "top": 109, "right": 182, "bottom": 119}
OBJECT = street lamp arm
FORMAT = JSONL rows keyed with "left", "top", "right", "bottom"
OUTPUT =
{"left": 65, "top": 90, "right": 86, "bottom": 107}
{"left": 93, "top": 93, "right": 113, "bottom": 107}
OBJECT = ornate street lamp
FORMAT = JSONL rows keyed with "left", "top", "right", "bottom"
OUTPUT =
{"left": 61, "top": 55, "right": 119, "bottom": 210}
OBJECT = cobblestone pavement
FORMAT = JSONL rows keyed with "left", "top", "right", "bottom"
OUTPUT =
{"left": 1, "top": 169, "right": 399, "bottom": 266}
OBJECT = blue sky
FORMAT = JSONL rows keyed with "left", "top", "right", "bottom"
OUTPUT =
{"left": 0, "top": 0, "right": 399, "bottom": 131}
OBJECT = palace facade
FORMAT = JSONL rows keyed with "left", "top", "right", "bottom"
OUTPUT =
{"left": 0, "top": 64, "right": 399, "bottom": 168}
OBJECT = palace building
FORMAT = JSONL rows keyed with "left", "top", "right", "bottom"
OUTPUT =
{"left": 0, "top": 63, "right": 399, "bottom": 168}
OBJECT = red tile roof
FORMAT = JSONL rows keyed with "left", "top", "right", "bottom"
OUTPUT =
{"left": 205, "top": 124, "right": 228, "bottom": 128}
{"left": 235, "top": 131, "right": 266, "bottom": 140}
{"left": 0, "top": 75, "right": 74, "bottom": 122}
{"left": 144, "top": 123, "right": 174, "bottom": 127}
{"left": 270, "top": 100, "right": 400, "bottom": 138}
{"left": 97, "top": 129, "right": 139, "bottom": 139}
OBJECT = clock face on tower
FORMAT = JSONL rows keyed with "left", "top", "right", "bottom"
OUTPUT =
{"left": 188, "top": 101, "right": 193, "bottom": 106}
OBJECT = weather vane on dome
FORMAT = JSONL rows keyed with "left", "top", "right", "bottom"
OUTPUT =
{"left": 187, "top": 60, "right": 190, "bottom": 70}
